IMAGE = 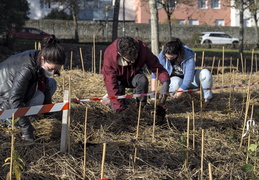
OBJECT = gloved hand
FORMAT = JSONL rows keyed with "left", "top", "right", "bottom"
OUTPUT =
{"left": 159, "top": 81, "right": 169, "bottom": 104}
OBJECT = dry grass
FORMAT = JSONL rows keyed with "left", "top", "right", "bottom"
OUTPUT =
{"left": 1, "top": 69, "right": 259, "bottom": 180}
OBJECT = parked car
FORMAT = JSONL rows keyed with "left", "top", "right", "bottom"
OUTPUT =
{"left": 199, "top": 32, "right": 239, "bottom": 46}
{"left": 9, "top": 27, "right": 52, "bottom": 39}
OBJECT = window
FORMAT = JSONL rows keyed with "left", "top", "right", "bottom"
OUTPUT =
{"left": 189, "top": 19, "right": 198, "bottom": 25}
{"left": 211, "top": 0, "right": 220, "bottom": 9}
{"left": 178, "top": 19, "right": 185, "bottom": 24}
{"left": 40, "top": 0, "right": 51, "bottom": 9}
{"left": 244, "top": 19, "right": 250, "bottom": 27}
{"left": 198, "top": 0, "right": 207, "bottom": 9}
{"left": 215, "top": 19, "right": 224, "bottom": 26}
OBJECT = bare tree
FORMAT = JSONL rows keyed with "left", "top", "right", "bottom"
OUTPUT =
{"left": 112, "top": 0, "right": 120, "bottom": 41}
{"left": 246, "top": 0, "right": 259, "bottom": 47}
{"left": 149, "top": 0, "right": 159, "bottom": 55}
{"left": 49, "top": 0, "right": 81, "bottom": 42}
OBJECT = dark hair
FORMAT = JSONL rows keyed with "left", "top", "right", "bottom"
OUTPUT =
{"left": 38, "top": 35, "right": 66, "bottom": 65}
{"left": 163, "top": 38, "right": 185, "bottom": 59}
{"left": 116, "top": 36, "right": 139, "bottom": 60}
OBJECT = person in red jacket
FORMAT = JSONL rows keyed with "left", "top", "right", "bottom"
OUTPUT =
{"left": 101, "top": 36, "right": 170, "bottom": 112}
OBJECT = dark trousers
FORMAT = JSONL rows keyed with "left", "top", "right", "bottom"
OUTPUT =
{"left": 119, "top": 73, "right": 148, "bottom": 107}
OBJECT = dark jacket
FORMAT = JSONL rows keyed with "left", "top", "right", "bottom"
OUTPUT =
{"left": 0, "top": 50, "right": 51, "bottom": 110}
{"left": 101, "top": 39, "right": 169, "bottom": 111}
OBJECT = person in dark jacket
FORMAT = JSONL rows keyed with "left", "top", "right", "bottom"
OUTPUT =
{"left": 101, "top": 36, "right": 170, "bottom": 112}
{"left": 0, "top": 35, "right": 66, "bottom": 141}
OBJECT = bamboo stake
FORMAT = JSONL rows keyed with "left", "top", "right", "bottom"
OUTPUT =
{"left": 192, "top": 100, "right": 195, "bottom": 150}
{"left": 230, "top": 56, "right": 233, "bottom": 73}
{"left": 240, "top": 53, "right": 244, "bottom": 73}
{"left": 9, "top": 113, "right": 15, "bottom": 180}
{"left": 217, "top": 60, "right": 220, "bottom": 76}
{"left": 222, "top": 46, "right": 225, "bottom": 86}
{"left": 79, "top": 48, "right": 85, "bottom": 75}
{"left": 255, "top": 55, "right": 257, "bottom": 73}
{"left": 201, "top": 51, "right": 204, "bottom": 68}
{"left": 208, "top": 163, "right": 213, "bottom": 180}
{"left": 93, "top": 34, "right": 96, "bottom": 74}
{"left": 229, "top": 70, "right": 235, "bottom": 111}
{"left": 185, "top": 115, "right": 190, "bottom": 167}
{"left": 34, "top": 42, "right": 37, "bottom": 50}
{"left": 134, "top": 102, "right": 142, "bottom": 164}
{"left": 250, "top": 49, "right": 254, "bottom": 74}
{"left": 244, "top": 58, "right": 247, "bottom": 74}
{"left": 240, "top": 76, "right": 252, "bottom": 147}
{"left": 152, "top": 69, "right": 159, "bottom": 143}
{"left": 38, "top": 42, "right": 41, "bottom": 50}
{"left": 99, "top": 49, "right": 103, "bottom": 73}
{"left": 210, "top": 56, "right": 215, "bottom": 74}
{"left": 200, "top": 77, "right": 203, "bottom": 112}
{"left": 83, "top": 107, "right": 88, "bottom": 179}
{"left": 201, "top": 129, "right": 204, "bottom": 180}
{"left": 100, "top": 143, "right": 107, "bottom": 179}
{"left": 236, "top": 58, "right": 239, "bottom": 72}
{"left": 246, "top": 104, "right": 254, "bottom": 164}
{"left": 68, "top": 75, "right": 71, "bottom": 153}
{"left": 70, "top": 51, "right": 73, "bottom": 70}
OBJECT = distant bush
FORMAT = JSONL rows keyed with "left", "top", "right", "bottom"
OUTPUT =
{"left": 44, "top": 8, "right": 72, "bottom": 20}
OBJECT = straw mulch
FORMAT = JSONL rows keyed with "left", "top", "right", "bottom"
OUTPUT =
{"left": 1, "top": 69, "right": 259, "bottom": 180}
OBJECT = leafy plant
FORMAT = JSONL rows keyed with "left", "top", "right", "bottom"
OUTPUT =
{"left": 2, "top": 150, "right": 25, "bottom": 180}
{"left": 241, "top": 142, "right": 259, "bottom": 179}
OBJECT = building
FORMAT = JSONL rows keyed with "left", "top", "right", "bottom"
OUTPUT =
{"left": 27, "top": 0, "right": 257, "bottom": 27}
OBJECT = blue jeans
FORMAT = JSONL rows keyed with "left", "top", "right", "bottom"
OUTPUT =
{"left": 26, "top": 78, "right": 57, "bottom": 106}
{"left": 169, "top": 69, "right": 213, "bottom": 99}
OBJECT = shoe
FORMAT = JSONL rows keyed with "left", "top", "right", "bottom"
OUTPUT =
{"left": 20, "top": 125, "right": 36, "bottom": 142}
{"left": 21, "top": 133, "right": 35, "bottom": 142}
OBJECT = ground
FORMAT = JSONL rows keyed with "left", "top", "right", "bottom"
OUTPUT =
{"left": 1, "top": 68, "right": 259, "bottom": 180}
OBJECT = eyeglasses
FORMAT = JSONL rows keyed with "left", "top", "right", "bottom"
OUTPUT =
{"left": 121, "top": 56, "right": 135, "bottom": 64}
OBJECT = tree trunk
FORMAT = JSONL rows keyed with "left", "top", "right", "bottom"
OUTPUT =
{"left": 149, "top": 0, "right": 159, "bottom": 56}
{"left": 168, "top": 14, "right": 172, "bottom": 39}
{"left": 72, "top": 10, "right": 79, "bottom": 43}
{"left": 112, "top": 0, "right": 120, "bottom": 41}
{"left": 253, "top": 13, "right": 259, "bottom": 47}
{"left": 239, "top": 0, "right": 244, "bottom": 56}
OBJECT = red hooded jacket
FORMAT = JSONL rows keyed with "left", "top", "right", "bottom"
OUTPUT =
{"left": 101, "top": 39, "right": 169, "bottom": 111}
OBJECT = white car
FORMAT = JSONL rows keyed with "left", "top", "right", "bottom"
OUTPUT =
{"left": 199, "top": 32, "right": 239, "bottom": 45}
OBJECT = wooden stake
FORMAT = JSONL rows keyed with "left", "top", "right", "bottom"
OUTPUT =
{"left": 67, "top": 75, "right": 71, "bottom": 153}
{"left": 217, "top": 60, "right": 220, "bottom": 76}
{"left": 250, "top": 49, "right": 254, "bottom": 74}
{"left": 192, "top": 100, "right": 195, "bottom": 150}
{"left": 240, "top": 53, "right": 244, "bottom": 73}
{"left": 246, "top": 104, "right": 254, "bottom": 164}
{"left": 201, "top": 51, "right": 204, "bottom": 68}
{"left": 134, "top": 102, "right": 142, "bottom": 164}
{"left": 79, "top": 48, "right": 85, "bottom": 75}
{"left": 83, "top": 107, "right": 88, "bottom": 179}
{"left": 70, "top": 51, "right": 73, "bottom": 70}
{"left": 185, "top": 115, "right": 190, "bottom": 167}
{"left": 152, "top": 69, "right": 159, "bottom": 143}
{"left": 10, "top": 113, "right": 15, "bottom": 180}
{"left": 201, "top": 129, "right": 204, "bottom": 180}
{"left": 93, "top": 34, "right": 96, "bottom": 74}
{"left": 100, "top": 143, "right": 107, "bottom": 179}
{"left": 240, "top": 76, "right": 252, "bottom": 147}
{"left": 222, "top": 46, "right": 225, "bottom": 86}
{"left": 236, "top": 58, "right": 239, "bottom": 72}
{"left": 208, "top": 163, "right": 213, "bottom": 180}
{"left": 99, "top": 49, "right": 103, "bottom": 73}
{"left": 210, "top": 56, "right": 215, "bottom": 74}
{"left": 60, "top": 90, "right": 69, "bottom": 152}
{"left": 255, "top": 55, "right": 258, "bottom": 73}
{"left": 230, "top": 56, "right": 233, "bottom": 73}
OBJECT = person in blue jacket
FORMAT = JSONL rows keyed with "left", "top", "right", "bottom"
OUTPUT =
{"left": 151, "top": 38, "right": 213, "bottom": 102}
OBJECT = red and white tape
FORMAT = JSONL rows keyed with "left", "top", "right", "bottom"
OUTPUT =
{"left": 0, "top": 82, "right": 258, "bottom": 119}
{"left": 0, "top": 102, "right": 69, "bottom": 119}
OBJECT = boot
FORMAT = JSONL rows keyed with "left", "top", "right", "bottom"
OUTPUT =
{"left": 17, "top": 117, "right": 36, "bottom": 142}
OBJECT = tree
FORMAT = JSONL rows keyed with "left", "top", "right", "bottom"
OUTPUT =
{"left": 0, "top": 0, "right": 29, "bottom": 46}
{"left": 246, "top": 0, "right": 259, "bottom": 47}
{"left": 50, "top": 0, "right": 82, "bottom": 42}
{"left": 149, "top": 0, "right": 159, "bottom": 55}
{"left": 44, "top": 8, "right": 73, "bottom": 20}
{"left": 112, "top": 0, "right": 120, "bottom": 41}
